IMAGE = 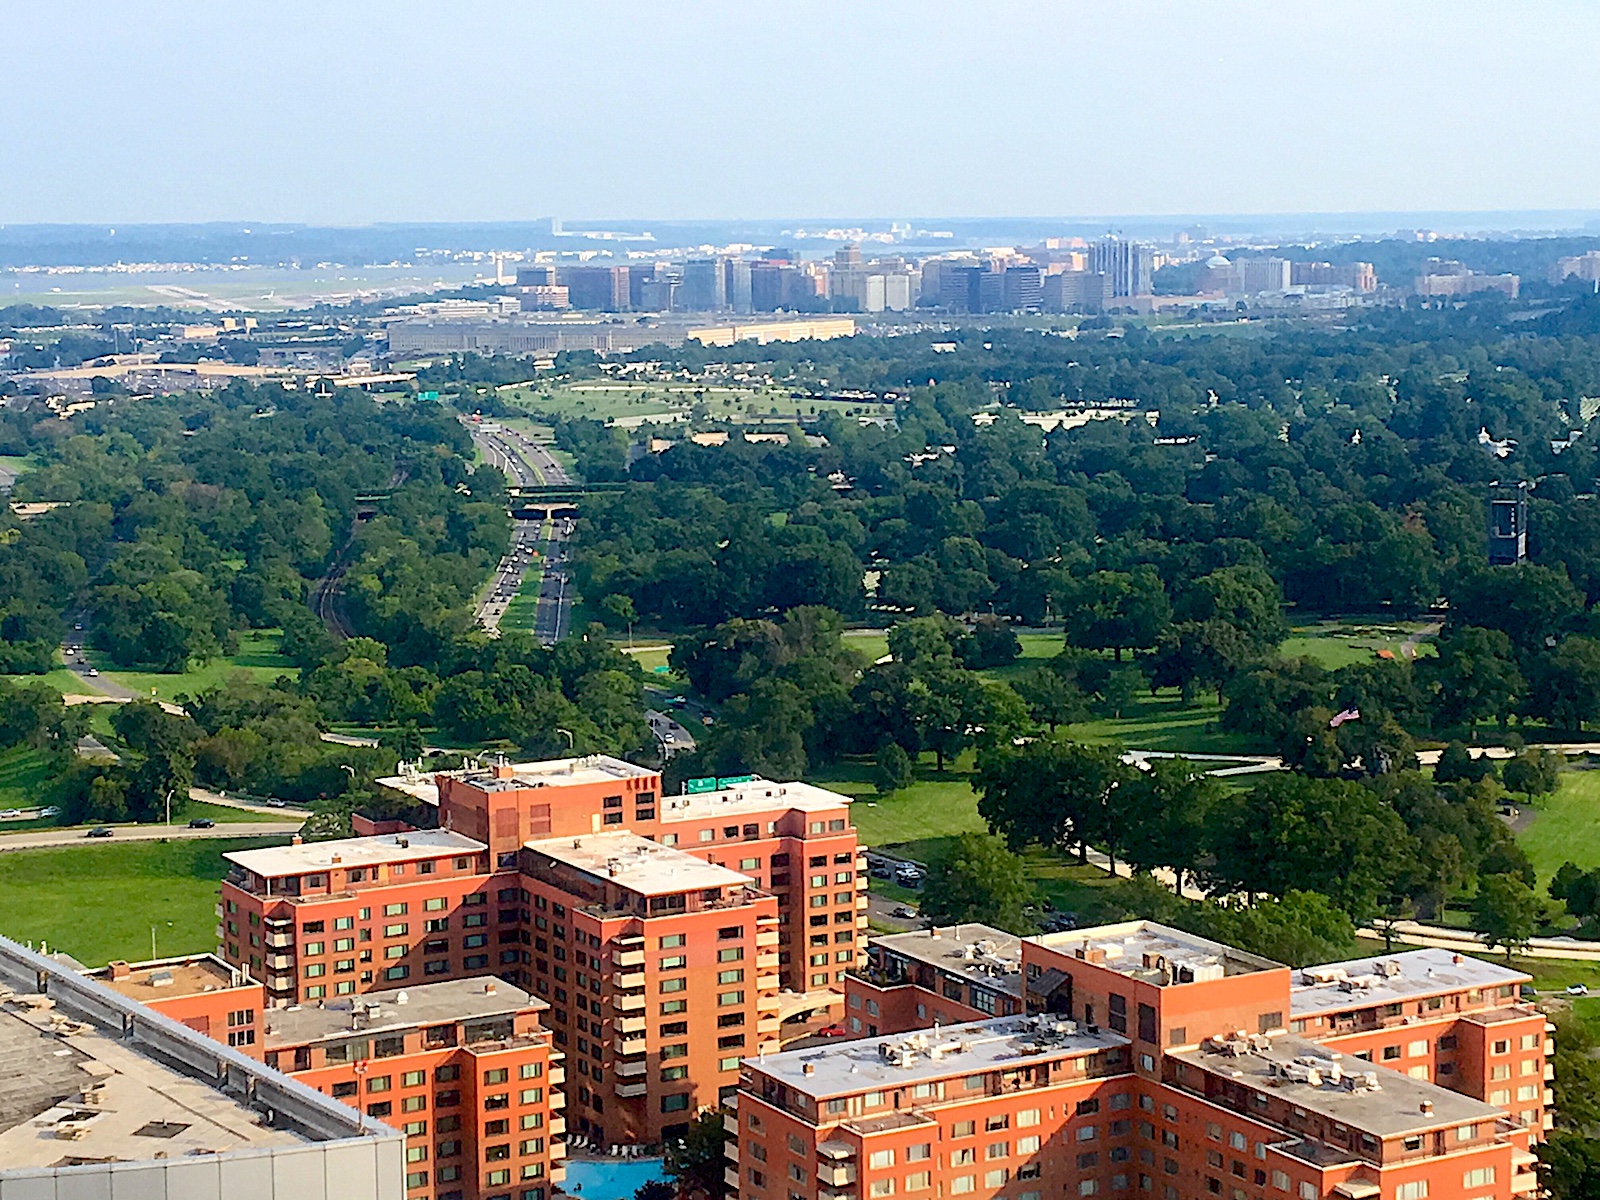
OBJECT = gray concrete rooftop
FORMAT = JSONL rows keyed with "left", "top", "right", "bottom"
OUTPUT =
{"left": 525, "top": 831, "right": 754, "bottom": 897}
{"left": 262, "top": 978, "right": 545, "bottom": 1049}
{"left": 1171, "top": 1034, "right": 1505, "bottom": 1139}
{"left": 1290, "top": 948, "right": 1528, "bottom": 1017}
{"left": 225, "top": 829, "right": 486, "bottom": 878}
{"left": 748, "top": 1013, "right": 1128, "bottom": 1099}
{"left": 870, "top": 925, "right": 1024, "bottom": 998}
{"left": 0, "top": 1001, "right": 304, "bottom": 1170}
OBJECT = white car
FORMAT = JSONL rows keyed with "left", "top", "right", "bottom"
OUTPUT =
{"left": 0, "top": 809, "right": 22, "bottom": 820}
{"left": 1566, "top": 984, "right": 1589, "bottom": 996}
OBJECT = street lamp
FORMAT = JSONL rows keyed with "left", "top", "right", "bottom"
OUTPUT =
{"left": 164, "top": 789, "right": 175, "bottom": 827}
{"left": 555, "top": 728, "right": 574, "bottom": 751}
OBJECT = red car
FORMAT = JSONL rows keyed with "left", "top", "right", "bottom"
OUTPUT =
{"left": 816, "top": 1024, "right": 849, "bottom": 1038}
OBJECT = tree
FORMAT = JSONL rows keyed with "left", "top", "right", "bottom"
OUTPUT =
{"left": 1014, "top": 667, "right": 1088, "bottom": 730}
{"left": 1475, "top": 873, "right": 1547, "bottom": 963}
{"left": 920, "top": 833, "right": 1035, "bottom": 932}
{"left": 873, "top": 742, "right": 915, "bottom": 795}
{"left": 634, "top": 1182, "right": 677, "bottom": 1200}
{"left": 1421, "top": 626, "right": 1525, "bottom": 733}
{"left": 1434, "top": 740, "right": 1496, "bottom": 784}
{"left": 1539, "top": 1130, "right": 1600, "bottom": 1200}
{"left": 975, "top": 736, "right": 1132, "bottom": 864}
{"left": 1201, "top": 892, "right": 1355, "bottom": 968}
{"left": 1528, "top": 635, "right": 1600, "bottom": 730}
{"left": 1116, "top": 758, "right": 1221, "bottom": 890}
{"left": 1502, "top": 747, "right": 1562, "bottom": 796}
{"left": 957, "top": 615, "right": 1020, "bottom": 669}
{"left": 664, "top": 1109, "right": 729, "bottom": 1200}
{"left": 598, "top": 592, "right": 637, "bottom": 633}
{"left": 1201, "top": 774, "right": 1417, "bottom": 923}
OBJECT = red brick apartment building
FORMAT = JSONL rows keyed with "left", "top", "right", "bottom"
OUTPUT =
{"left": 219, "top": 756, "right": 863, "bottom": 1151}
{"left": 785, "top": 921, "right": 1542, "bottom": 1200}
{"left": 85, "top": 956, "right": 562, "bottom": 1200}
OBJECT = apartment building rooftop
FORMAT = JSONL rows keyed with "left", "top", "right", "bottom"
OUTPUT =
{"left": 1290, "top": 948, "right": 1529, "bottom": 1017}
{"left": 656, "top": 778, "right": 853, "bottom": 822}
{"left": 262, "top": 978, "right": 545, "bottom": 1048}
{"left": 1170, "top": 1033, "right": 1505, "bottom": 1138}
{"left": 376, "top": 754, "right": 656, "bottom": 807}
{"left": 870, "top": 924, "right": 1024, "bottom": 998}
{"left": 525, "top": 831, "right": 754, "bottom": 897}
{"left": 1033, "top": 920, "right": 1283, "bottom": 983}
{"left": 224, "top": 829, "right": 486, "bottom": 878}
{"left": 84, "top": 954, "right": 246, "bottom": 1003}
{"left": 751, "top": 1013, "right": 1128, "bottom": 1098}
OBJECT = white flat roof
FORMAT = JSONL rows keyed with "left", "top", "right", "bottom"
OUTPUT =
{"left": 657, "top": 779, "right": 852, "bottom": 823}
{"left": 750, "top": 1014, "right": 1127, "bottom": 1099}
{"left": 1030, "top": 920, "right": 1283, "bottom": 983}
{"left": 1290, "top": 948, "right": 1528, "bottom": 1017}
{"left": 224, "top": 829, "right": 486, "bottom": 878}
{"left": 524, "top": 832, "right": 754, "bottom": 897}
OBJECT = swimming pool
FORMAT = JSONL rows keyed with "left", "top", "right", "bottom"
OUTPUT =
{"left": 560, "top": 1156, "right": 668, "bottom": 1200}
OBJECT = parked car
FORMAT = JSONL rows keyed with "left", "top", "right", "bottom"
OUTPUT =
{"left": 0, "top": 809, "right": 23, "bottom": 820}
{"left": 188, "top": 817, "right": 216, "bottom": 829}
{"left": 85, "top": 826, "right": 114, "bottom": 838}
{"left": 39, "top": 806, "right": 59, "bottom": 818}
{"left": 815, "top": 1024, "right": 849, "bottom": 1038}
{"left": 892, "top": 906, "right": 918, "bottom": 919}
{"left": 1567, "top": 984, "right": 1589, "bottom": 996}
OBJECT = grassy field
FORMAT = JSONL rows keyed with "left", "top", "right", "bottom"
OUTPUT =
{"left": 0, "top": 667, "right": 93, "bottom": 694}
{"left": 1281, "top": 619, "right": 1437, "bottom": 670}
{"left": 1516, "top": 767, "right": 1600, "bottom": 885}
{"left": 499, "top": 577, "right": 544, "bottom": 635}
{"left": 0, "top": 836, "right": 287, "bottom": 966}
{"left": 498, "top": 380, "right": 896, "bottom": 426}
{"left": 94, "top": 629, "right": 294, "bottom": 703}
{"left": 0, "top": 746, "right": 51, "bottom": 809}
{"left": 839, "top": 629, "right": 1065, "bottom": 669}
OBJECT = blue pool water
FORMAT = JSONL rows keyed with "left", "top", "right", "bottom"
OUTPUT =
{"left": 561, "top": 1157, "right": 668, "bottom": 1200}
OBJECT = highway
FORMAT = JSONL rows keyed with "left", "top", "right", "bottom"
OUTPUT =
{"left": 468, "top": 420, "right": 575, "bottom": 645}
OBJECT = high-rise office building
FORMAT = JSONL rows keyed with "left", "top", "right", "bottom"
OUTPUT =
{"left": 681, "top": 258, "right": 728, "bottom": 311}
{"left": 1092, "top": 237, "right": 1155, "bottom": 298}
{"left": 726, "top": 260, "right": 754, "bottom": 314}
{"left": 1003, "top": 265, "right": 1043, "bottom": 312}
{"left": 560, "top": 266, "right": 630, "bottom": 311}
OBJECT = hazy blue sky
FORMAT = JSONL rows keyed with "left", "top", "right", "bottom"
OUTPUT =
{"left": 5, "top": 1, "right": 1596, "bottom": 224}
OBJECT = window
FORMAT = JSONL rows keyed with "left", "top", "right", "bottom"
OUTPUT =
{"left": 870, "top": 1151, "right": 895, "bottom": 1169}
{"left": 1258, "top": 1011, "right": 1282, "bottom": 1034}
{"left": 1397, "top": 1184, "right": 1428, "bottom": 1200}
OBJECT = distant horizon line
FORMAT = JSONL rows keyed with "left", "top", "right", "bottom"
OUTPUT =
{"left": 4, "top": 209, "right": 1600, "bottom": 232}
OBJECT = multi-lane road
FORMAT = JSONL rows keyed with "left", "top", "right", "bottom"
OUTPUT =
{"left": 468, "top": 421, "right": 575, "bottom": 645}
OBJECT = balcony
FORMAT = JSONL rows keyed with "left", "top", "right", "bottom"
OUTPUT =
{"left": 547, "top": 1117, "right": 565, "bottom": 1138}
{"left": 615, "top": 1032, "right": 648, "bottom": 1056}
{"left": 613, "top": 992, "right": 646, "bottom": 1013}
{"left": 821, "top": 1188, "right": 857, "bottom": 1200}
{"left": 549, "top": 1141, "right": 567, "bottom": 1161}
{"left": 266, "top": 975, "right": 294, "bottom": 992}
{"left": 550, "top": 1164, "right": 566, "bottom": 1185}
{"left": 818, "top": 1163, "right": 857, "bottom": 1187}
{"left": 549, "top": 1090, "right": 566, "bottom": 1109}
{"left": 725, "top": 1168, "right": 741, "bottom": 1190}
{"left": 265, "top": 953, "right": 294, "bottom": 971}
{"left": 1512, "top": 1171, "right": 1538, "bottom": 1194}
{"left": 757, "top": 974, "right": 780, "bottom": 991}
{"left": 548, "top": 1068, "right": 565, "bottom": 1087}
{"left": 856, "top": 896, "right": 869, "bottom": 910}
{"left": 723, "top": 1111, "right": 739, "bottom": 1136}
{"left": 616, "top": 1015, "right": 647, "bottom": 1035}
{"left": 265, "top": 932, "right": 294, "bottom": 950}
{"left": 214, "top": 903, "right": 225, "bottom": 918}
{"left": 214, "top": 925, "right": 225, "bottom": 941}
{"left": 615, "top": 1059, "right": 648, "bottom": 1078}
{"left": 613, "top": 948, "right": 646, "bottom": 969}
{"left": 617, "top": 1079, "right": 648, "bottom": 1099}
{"left": 756, "top": 930, "right": 779, "bottom": 948}
{"left": 757, "top": 1016, "right": 781, "bottom": 1035}
{"left": 757, "top": 993, "right": 781, "bottom": 1012}
{"left": 756, "top": 952, "right": 779, "bottom": 970}
{"left": 614, "top": 971, "right": 646, "bottom": 991}
{"left": 263, "top": 915, "right": 293, "bottom": 929}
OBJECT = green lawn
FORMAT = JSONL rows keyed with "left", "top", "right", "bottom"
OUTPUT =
{"left": 1281, "top": 620, "right": 1436, "bottom": 670}
{"left": 1516, "top": 768, "right": 1600, "bottom": 885}
{"left": 0, "top": 836, "right": 287, "bottom": 966}
{"left": 1070, "top": 691, "right": 1266, "bottom": 756}
{"left": 0, "top": 667, "right": 95, "bottom": 694}
{"left": 0, "top": 746, "right": 52, "bottom": 809}
{"left": 95, "top": 630, "right": 294, "bottom": 703}
{"left": 808, "top": 759, "right": 985, "bottom": 849}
